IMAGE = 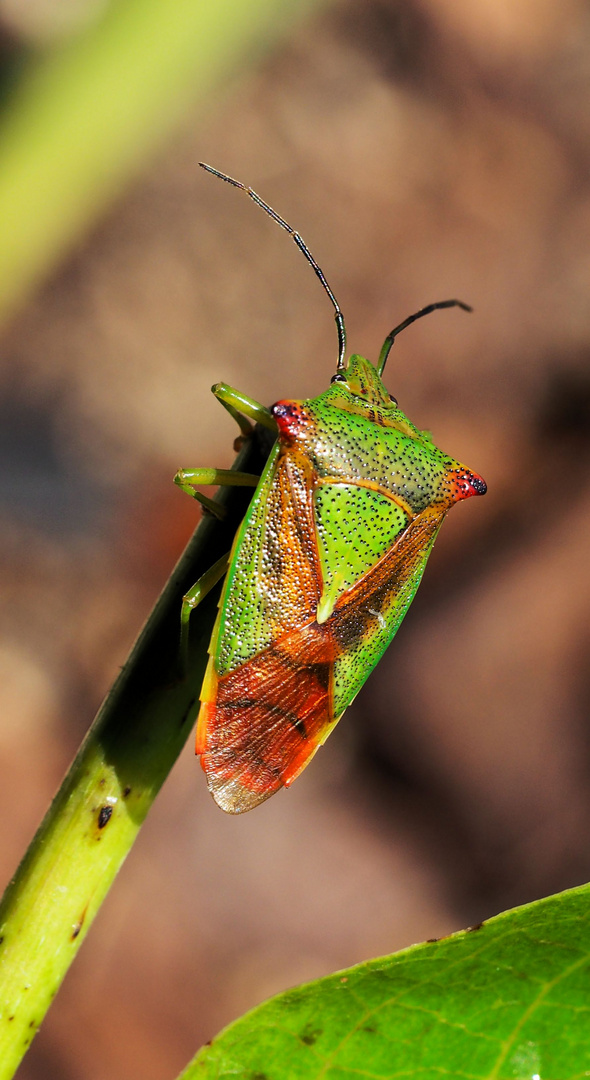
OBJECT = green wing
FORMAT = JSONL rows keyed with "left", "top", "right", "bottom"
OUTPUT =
{"left": 314, "top": 483, "right": 410, "bottom": 619}
{"left": 329, "top": 502, "right": 446, "bottom": 715}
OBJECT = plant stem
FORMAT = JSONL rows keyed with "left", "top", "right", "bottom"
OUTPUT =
{"left": 0, "top": 433, "right": 270, "bottom": 1079}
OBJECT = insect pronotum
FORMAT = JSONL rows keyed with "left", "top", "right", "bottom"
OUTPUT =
{"left": 174, "top": 163, "right": 487, "bottom": 814}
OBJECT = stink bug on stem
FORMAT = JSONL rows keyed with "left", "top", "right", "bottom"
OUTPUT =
{"left": 175, "top": 163, "right": 486, "bottom": 814}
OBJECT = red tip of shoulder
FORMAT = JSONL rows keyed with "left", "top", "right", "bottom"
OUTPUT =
{"left": 445, "top": 467, "right": 487, "bottom": 503}
{"left": 270, "top": 400, "right": 310, "bottom": 441}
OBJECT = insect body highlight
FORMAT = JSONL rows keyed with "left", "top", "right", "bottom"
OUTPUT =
{"left": 178, "top": 165, "right": 487, "bottom": 813}
{"left": 194, "top": 356, "right": 484, "bottom": 813}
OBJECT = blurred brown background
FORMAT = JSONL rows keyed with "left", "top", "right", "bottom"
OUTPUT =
{"left": 1, "top": 0, "right": 590, "bottom": 1076}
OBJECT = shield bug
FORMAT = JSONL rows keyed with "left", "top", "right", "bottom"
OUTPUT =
{"left": 175, "top": 163, "right": 486, "bottom": 814}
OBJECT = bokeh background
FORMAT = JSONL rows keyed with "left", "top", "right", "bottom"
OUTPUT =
{"left": 1, "top": 0, "right": 590, "bottom": 1076}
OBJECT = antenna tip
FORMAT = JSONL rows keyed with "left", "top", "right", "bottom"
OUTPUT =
{"left": 199, "top": 163, "right": 242, "bottom": 189}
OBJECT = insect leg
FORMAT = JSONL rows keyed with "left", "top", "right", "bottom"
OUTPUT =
{"left": 213, "top": 382, "right": 278, "bottom": 433}
{"left": 174, "top": 467, "right": 259, "bottom": 519}
{"left": 180, "top": 552, "right": 230, "bottom": 671}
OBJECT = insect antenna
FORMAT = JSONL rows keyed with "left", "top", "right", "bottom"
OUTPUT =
{"left": 377, "top": 299, "right": 472, "bottom": 376}
{"left": 199, "top": 162, "right": 347, "bottom": 377}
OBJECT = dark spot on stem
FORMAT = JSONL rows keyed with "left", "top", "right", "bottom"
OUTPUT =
{"left": 123, "top": 786, "right": 131, "bottom": 798}
{"left": 71, "top": 902, "right": 88, "bottom": 940}
{"left": 28, "top": 1020, "right": 35, "bottom": 1028}
{"left": 97, "top": 805, "right": 113, "bottom": 829}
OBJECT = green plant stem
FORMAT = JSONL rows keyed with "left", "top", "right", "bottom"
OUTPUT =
{"left": 0, "top": 433, "right": 270, "bottom": 1079}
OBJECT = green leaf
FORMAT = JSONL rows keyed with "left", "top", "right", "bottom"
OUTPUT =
{"left": 184, "top": 883, "right": 590, "bottom": 1079}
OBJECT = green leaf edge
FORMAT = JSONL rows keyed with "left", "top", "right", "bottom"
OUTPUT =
{"left": 184, "top": 882, "right": 590, "bottom": 1080}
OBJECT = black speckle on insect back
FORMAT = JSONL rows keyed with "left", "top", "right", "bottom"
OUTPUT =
{"left": 123, "top": 786, "right": 131, "bottom": 798}
{"left": 97, "top": 805, "right": 112, "bottom": 829}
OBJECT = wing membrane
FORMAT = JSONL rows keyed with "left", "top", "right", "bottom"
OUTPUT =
{"left": 198, "top": 498, "right": 446, "bottom": 812}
